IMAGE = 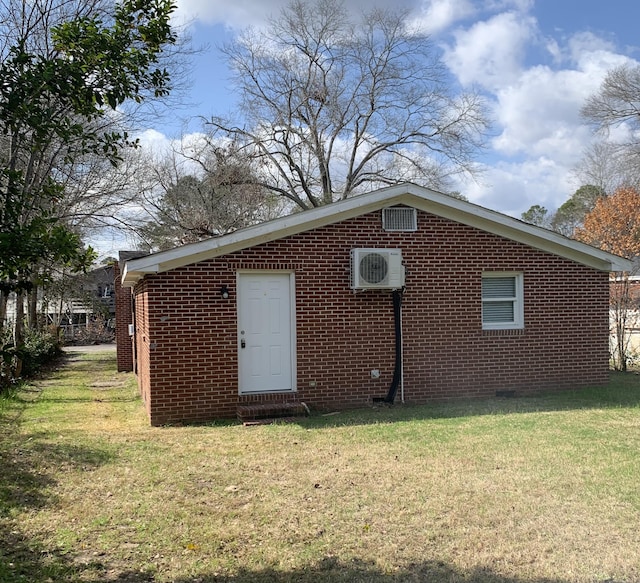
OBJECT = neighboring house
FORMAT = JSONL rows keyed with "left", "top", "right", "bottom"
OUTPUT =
{"left": 610, "top": 275, "right": 640, "bottom": 366}
{"left": 56, "top": 264, "right": 116, "bottom": 340}
{"left": 3, "top": 264, "right": 116, "bottom": 340}
{"left": 115, "top": 183, "right": 632, "bottom": 426}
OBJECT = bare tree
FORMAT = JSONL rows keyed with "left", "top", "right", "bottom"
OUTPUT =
{"left": 208, "top": 0, "right": 489, "bottom": 210}
{"left": 582, "top": 64, "right": 640, "bottom": 137}
{"left": 581, "top": 64, "right": 640, "bottom": 192}
{"left": 573, "top": 140, "right": 640, "bottom": 195}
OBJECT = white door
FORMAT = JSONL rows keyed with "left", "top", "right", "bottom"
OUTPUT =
{"left": 237, "top": 273, "right": 295, "bottom": 394}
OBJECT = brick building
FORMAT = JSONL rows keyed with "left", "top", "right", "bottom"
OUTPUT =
{"left": 116, "top": 184, "right": 631, "bottom": 425}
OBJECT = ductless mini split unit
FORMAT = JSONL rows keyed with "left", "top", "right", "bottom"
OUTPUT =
{"left": 350, "top": 248, "right": 405, "bottom": 290}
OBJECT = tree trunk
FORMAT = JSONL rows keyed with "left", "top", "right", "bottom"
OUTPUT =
{"left": 14, "top": 291, "right": 24, "bottom": 345}
{"left": 13, "top": 290, "right": 25, "bottom": 377}
{"left": 617, "top": 316, "right": 627, "bottom": 372}
{"left": 27, "top": 285, "right": 38, "bottom": 329}
{"left": 611, "top": 274, "right": 631, "bottom": 372}
{"left": 0, "top": 291, "right": 7, "bottom": 325}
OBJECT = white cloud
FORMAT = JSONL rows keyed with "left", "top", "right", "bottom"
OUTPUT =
{"left": 136, "top": 129, "right": 173, "bottom": 155}
{"left": 544, "top": 37, "right": 562, "bottom": 64}
{"left": 443, "top": 11, "right": 536, "bottom": 89}
{"left": 174, "top": 0, "right": 421, "bottom": 29}
{"left": 170, "top": 0, "right": 639, "bottom": 218}
{"left": 410, "top": 0, "right": 476, "bottom": 34}
{"left": 139, "top": 130, "right": 208, "bottom": 171}
{"left": 440, "top": 6, "right": 640, "bottom": 213}
{"left": 570, "top": 45, "right": 632, "bottom": 83}
{"left": 567, "top": 32, "right": 617, "bottom": 64}
{"left": 490, "top": 39, "right": 638, "bottom": 163}
{"left": 492, "top": 65, "right": 592, "bottom": 160}
{"left": 173, "top": 0, "right": 287, "bottom": 28}
{"left": 459, "top": 157, "right": 579, "bottom": 215}
{"left": 484, "top": 0, "right": 534, "bottom": 10}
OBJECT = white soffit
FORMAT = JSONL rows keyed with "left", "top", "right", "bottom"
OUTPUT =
{"left": 121, "top": 183, "right": 632, "bottom": 287}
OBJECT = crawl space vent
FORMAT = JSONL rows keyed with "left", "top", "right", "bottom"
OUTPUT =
{"left": 382, "top": 207, "right": 417, "bottom": 232}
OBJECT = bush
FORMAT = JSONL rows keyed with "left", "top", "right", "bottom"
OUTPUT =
{"left": 20, "top": 327, "right": 63, "bottom": 377}
{"left": 0, "top": 326, "right": 15, "bottom": 389}
{"left": 72, "top": 315, "right": 115, "bottom": 345}
{"left": 1, "top": 326, "right": 63, "bottom": 388}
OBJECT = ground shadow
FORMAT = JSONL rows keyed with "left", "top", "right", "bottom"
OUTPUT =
{"left": 0, "top": 355, "right": 634, "bottom": 582}
{"left": 0, "top": 430, "right": 116, "bottom": 582}
{"left": 293, "top": 371, "right": 640, "bottom": 430}
{"left": 166, "top": 559, "right": 617, "bottom": 583}
{"left": 0, "top": 398, "right": 116, "bottom": 510}
{"left": 57, "top": 347, "right": 640, "bottom": 431}
{"left": 13, "top": 556, "right": 623, "bottom": 583}
{"left": 61, "top": 353, "right": 119, "bottom": 369}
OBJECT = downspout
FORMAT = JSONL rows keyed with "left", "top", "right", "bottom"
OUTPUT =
{"left": 384, "top": 288, "right": 404, "bottom": 404}
{"left": 131, "top": 288, "right": 137, "bottom": 374}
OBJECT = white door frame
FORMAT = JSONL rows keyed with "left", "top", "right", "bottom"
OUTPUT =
{"left": 236, "top": 271, "right": 297, "bottom": 395}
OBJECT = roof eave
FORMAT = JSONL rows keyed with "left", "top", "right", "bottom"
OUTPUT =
{"left": 120, "top": 183, "right": 633, "bottom": 287}
{"left": 121, "top": 188, "right": 408, "bottom": 287}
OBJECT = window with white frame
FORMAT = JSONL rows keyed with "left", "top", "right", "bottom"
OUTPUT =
{"left": 481, "top": 272, "right": 524, "bottom": 330}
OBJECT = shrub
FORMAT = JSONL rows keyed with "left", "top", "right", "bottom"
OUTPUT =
{"left": 1, "top": 326, "right": 63, "bottom": 388}
{"left": 20, "top": 327, "right": 63, "bottom": 377}
{"left": 73, "top": 315, "right": 115, "bottom": 345}
{"left": 0, "top": 326, "right": 15, "bottom": 389}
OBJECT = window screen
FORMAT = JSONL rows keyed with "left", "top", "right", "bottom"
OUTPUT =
{"left": 481, "top": 273, "right": 523, "bottom": 329}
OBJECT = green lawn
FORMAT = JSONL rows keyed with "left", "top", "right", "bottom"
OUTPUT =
{"left": 1, "top": 351, "right": 639, "bottom": 583}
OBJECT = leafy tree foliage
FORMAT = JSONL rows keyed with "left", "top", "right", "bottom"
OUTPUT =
{"left": 550, "top": 185, "right": 605, "bottom": 237}
{"left": 208, "top": 0, "right": 489, "bottom": 210}
{"left": 574, "top": 186, "right": 640, "bottom": 371}
{"left": 0, "top": 0, "right": 176, "bottom": 381}
{"left": 574, "top": 187, "right": 640, "bottom": 257}
{"left": 520, "top": 205, "right": 550, "bottom": 228}
{"left": 521, "top": 185, "right": 605, "bottom": 236}
{"left": 0, "top": 0, "right": 176, "bottom": 295}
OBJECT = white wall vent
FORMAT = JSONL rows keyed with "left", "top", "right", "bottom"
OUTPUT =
{"left": 351, "top": 249, "right": 405, "bottom": 290}
{"left": 382, "top": 207, "right": 417, "bottom": 231}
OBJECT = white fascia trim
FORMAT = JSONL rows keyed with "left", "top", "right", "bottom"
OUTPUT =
{"left": 396, "top": 184, "right": 632, "bottom": 272}
{"left": 122, "top": 188, "right": 405, "bottom": 286}
{"left": 121, "top": 183, "right": 633, "bottom": 287}
{"left": 414, "top": 193, "right": 633, "bottom": 272}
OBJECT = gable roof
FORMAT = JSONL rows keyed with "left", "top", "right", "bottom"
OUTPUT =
{"left": 122, "top": 183, "right": 633, "bottom": 287}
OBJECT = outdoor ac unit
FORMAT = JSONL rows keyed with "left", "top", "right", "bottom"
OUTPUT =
{"left": 351, "top": 249, "right": 405, "bottom": 290}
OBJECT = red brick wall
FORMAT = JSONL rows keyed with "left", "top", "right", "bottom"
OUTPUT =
{"left": 114, "top": 260, "right": 134, "bottom": 373}
{"left": 133, "top": 278, "right": 152, "bottom": 419}
{"left": 133, "top": 210, "right": 610, "bottom": 425}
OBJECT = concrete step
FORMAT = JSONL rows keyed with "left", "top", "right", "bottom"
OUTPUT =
{"left": 237, "top": 401, "right": 309, "bottom": 424}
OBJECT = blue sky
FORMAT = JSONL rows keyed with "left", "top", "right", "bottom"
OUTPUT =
{"left": 130, "top": 0, "right": 640, "bottom": 242}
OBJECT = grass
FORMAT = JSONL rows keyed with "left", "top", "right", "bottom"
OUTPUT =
{"left": 1, "top": 352, "right": 640, "bottom": 583}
